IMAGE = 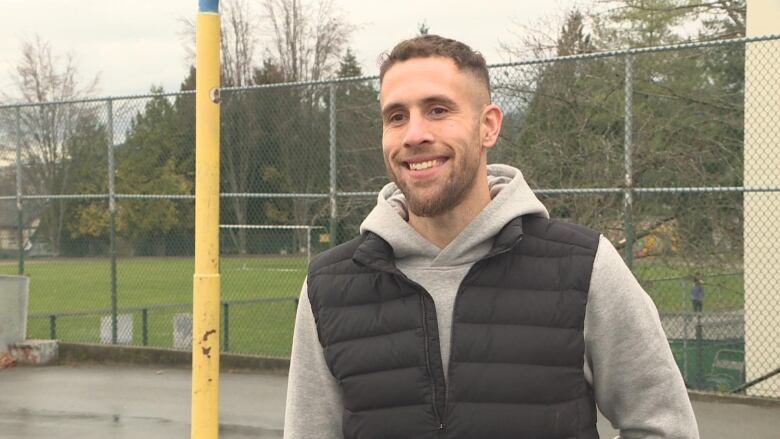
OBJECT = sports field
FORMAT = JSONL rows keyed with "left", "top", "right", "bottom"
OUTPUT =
{"left": 0, "top": 256, "right": 308, "bottom": 357}
{"left": 633, "top": 257, "right": 744, "bottom": 312}
{"left": 0, "top": 255, "right": 744, "bottom": 358}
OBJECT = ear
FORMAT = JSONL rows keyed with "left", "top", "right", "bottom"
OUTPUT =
{"left": 480, "top": 104, "right": 503, "bottom": 150}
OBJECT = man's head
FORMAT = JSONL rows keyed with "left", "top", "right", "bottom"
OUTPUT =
{"left": 379, "top": 35, "right": 491, "bottom": 100}
{"left": 378, "top": 35, "right": 502, "bottom": 218}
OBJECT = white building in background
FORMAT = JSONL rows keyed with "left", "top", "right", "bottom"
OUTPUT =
{"left": 744, "top": 0, "right": 780, "bottom": 398}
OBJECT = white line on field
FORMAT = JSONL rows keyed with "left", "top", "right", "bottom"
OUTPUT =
{"left": 224, "top": 266, "right": 306, "bottom": 273}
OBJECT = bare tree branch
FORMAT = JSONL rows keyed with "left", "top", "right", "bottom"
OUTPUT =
{"left": 0, "top": 35, "right": 99, "bottom": 253}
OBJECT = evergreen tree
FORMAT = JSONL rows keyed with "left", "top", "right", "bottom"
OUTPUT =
{"left": 499, "top": 10, "right": 623, "bottom": 232}
{"left": 333, "top": 49, "right": 383, "bottom": 241}
{"left": 501, "top": 1, "right": 747, "bottom": 260}
{"left": 62, "top": 116, "right": 110, "bottom": 256}
{"left": 115, "top": 87, "right": 193, "bottom": 255}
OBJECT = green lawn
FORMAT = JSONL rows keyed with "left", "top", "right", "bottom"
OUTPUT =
{"left": 0, "top": 255, "right": 307, "bottom": 357}
{"left": 633, "top": 256, "right": 744, "bottom": 312}
{"left": 1, "top": 254, "right": 745, "bottom": 357}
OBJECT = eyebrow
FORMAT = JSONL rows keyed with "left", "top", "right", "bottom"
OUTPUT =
{"left": 381, "top": 94, "right": 459, "bottom": 118}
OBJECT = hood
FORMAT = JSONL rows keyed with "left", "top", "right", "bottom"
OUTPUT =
{"left": 359, "top": 164, "right": 549, "bottom": 267}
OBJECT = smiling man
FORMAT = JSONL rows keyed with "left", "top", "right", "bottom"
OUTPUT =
{"left": 284, "top": 35, "right": 698, "bottom": 439}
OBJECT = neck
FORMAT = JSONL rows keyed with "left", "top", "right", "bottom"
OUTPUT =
{"left": 408, "top": 169, "right": 491, "bottom": 249}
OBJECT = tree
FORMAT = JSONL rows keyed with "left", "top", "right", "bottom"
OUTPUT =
{"left": 262, "top": 0, "right": 352, "bottom": 82}
{"left": 115, "top": 88, "right": 193, "bottom": 256}
{"left": 180, "top": 0, "right": 261, "bottom": 87}
{"left": 498, "top": 10, "right": 624, "bottom": 234}
{"left": 63, "top": 116, "right": 110, "bottom": 255}
{"left": 258, "top": 0, "right": 353, "bottom": 248}
{"left": 180, "top": 0, "right": 350, "bottom": 253}
{"left": 332, "top": 49, "right": 383, "bottom": 240}
{"left": 500, "top": 1, "right": 747, "bottom": 269}
{"left": 181, "top": 0, "right": 269, "bottom": 253}
{"left": 217, "top": 0, "right": 263, "bottom": 253}
{"left": 0, "top": 36, "right": 100, "bottom": 254}
{"left": 591, "top": 0, "right": 746, "bottom": 256}
{"left": 250, "top": 62, "right": 331, "bottom": 249}
{"left": 220, "top": 0, "right": 260, "bottom": 87}
{"left": 594, "top": 0, "right": 744, "bottom": 40}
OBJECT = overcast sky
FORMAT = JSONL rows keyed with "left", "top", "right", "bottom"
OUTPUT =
{"left": 0, "top": 0, "right": 584, "bottom": 100}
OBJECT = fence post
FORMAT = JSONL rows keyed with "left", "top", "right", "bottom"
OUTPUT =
{"left": 223, "top": 302, "right": 230, "bottom": 353}
{"left": 329, "top": 83, "right": 338, "bottom": 247}
{"left": 306, "top": 226, "right": 312, "bottom": 264}
{"left": 695, "top": 313, "right": 704, "bottom": 388}
{"left": 49, "top": 315, "right": 57, "bottom": 339}
{"left": 682, "top": 279, "right": 689, "bottom": 383}
{"left": 142, "top": 308, "right": 148, "bottom": 346}
{"left": 623, "top": 54, "right": 635, "bottom": 269}
{"left": 107, "top": 98, "right": 118, "bottom": 345}
{"left": 15, "top": 107, "right": 24, "bottom": 275}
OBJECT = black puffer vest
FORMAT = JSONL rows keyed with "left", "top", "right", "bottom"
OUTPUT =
{"left": 307, "top": 215, "right": 600, "bottom": 439}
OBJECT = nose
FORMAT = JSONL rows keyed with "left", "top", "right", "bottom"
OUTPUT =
{"left": 402, "top": 110, "right": 434, "bottom": 148}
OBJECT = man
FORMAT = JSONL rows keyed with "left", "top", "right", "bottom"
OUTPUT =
{"left": 284, "top": 35, "right": 698, "bottom": 438}
{"left": 692, "top": 277, "right": 704, "bottom": 313}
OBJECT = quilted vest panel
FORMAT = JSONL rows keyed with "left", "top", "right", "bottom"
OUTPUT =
{"left": 307, "top": 216, "right": 600, "bottom": 439}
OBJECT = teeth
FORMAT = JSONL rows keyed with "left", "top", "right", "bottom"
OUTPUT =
{"left": 408, "top": 159, "right": 441, "bottom": 171}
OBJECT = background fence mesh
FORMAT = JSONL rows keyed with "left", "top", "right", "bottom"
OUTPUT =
{"left": 1, "top": 35, "right": 778, "bottom": 397}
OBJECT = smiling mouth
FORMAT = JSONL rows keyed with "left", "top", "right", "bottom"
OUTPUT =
{"left": 405, "top": 158, "right": 447, "bottom": 171}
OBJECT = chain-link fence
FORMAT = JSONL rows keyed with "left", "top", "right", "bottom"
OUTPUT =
{"left": 1, "top": 34, "right": 778, "bottom": 397}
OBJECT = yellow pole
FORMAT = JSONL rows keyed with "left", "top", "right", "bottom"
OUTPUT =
{"left": 192, "top": 1, "right": 221, "bottom": 438}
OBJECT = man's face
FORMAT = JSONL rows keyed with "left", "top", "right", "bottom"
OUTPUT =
{"left": 379, "top": 56, "right": 489, "bottom": 217}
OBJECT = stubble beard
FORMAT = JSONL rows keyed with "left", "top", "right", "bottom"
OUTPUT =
{"left": 385, "top": 147, "right": 481, "bottom": 218}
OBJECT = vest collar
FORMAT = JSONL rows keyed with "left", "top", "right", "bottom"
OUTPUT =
{"left": 488, "top": 216, "right": 525, "bottom": 257}
{"left": 353, "top": 216, "right": 526, "bottom": 272}
{"left": 352, "top": 232, "right": 397, "bottom": 273}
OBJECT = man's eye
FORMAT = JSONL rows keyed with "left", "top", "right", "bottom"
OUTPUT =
{"left": 431, "top": 107, "right": 447, "bottom": 116}
{"left": 389, "top": 113, "right": 405, "bottom": 123}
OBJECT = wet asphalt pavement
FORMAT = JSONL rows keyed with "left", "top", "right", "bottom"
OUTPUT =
{"left": 1, "top": 364, "right": 780, "bottom": 438}
{"left": 0, "top": 364, "right": 285, "bottom": 438}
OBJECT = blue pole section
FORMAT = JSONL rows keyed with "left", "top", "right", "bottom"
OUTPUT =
{"left": 199, "top": 0, "right": 219, "bottom": 12}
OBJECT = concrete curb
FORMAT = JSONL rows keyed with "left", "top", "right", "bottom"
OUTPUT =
{"left": 10, "top": 339, "right": 58, "bottom": 365}
{"left": 688, "top": 389, "right": 780, "bottom": 408}
{"left": 58, "top": 342, "right": 290, "bottom": 373}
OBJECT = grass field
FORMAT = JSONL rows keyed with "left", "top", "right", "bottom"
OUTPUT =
{"left": 0, "top": 254, "right": 745, "bottom": 357}
{"left": 633, "top": 256, "right": 744, "bottom": 312}
{"left": 0, "top": 256, "right": 307, "bottom": 311}
{"left": 0, "top": 255, "right": 307, "bottom": 356}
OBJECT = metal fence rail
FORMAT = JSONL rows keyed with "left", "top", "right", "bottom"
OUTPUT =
{"left": 28, "top": 296, "right": 298, "bottom": 357}
{"left": 1, "top": 35, "right": 779, "bottom": 398}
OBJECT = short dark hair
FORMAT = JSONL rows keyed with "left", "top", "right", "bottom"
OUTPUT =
{"left": 379, "top": 35, "right": 490, "bottom": 93}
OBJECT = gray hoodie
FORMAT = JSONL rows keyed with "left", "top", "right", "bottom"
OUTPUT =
{"left": 284, "top": 164, "right": 698, "bottom": 438}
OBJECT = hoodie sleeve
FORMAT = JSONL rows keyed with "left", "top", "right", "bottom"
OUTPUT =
{"left": 585, "top": 236, "right": 699, "bottom": 438}
{"left": 283, "top": 279, "right": 343, "bottom": 439}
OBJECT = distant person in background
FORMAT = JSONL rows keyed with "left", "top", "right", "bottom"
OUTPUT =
{"left": 692, "top": 276, "right": 704, "bottom": 312}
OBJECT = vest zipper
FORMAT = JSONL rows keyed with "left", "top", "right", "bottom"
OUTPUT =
{"left": 392, "top": 268, "right": 446, "bottom": 430}
{"left": 354, "top": 227, "right": 524, "bottom": 434}
{"left": 420, "top": 294, "right": 444, "bottom": 428}
{"left": 442, "top": 244, "right": 517, "bottom": 427}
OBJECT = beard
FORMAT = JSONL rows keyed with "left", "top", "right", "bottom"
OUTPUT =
{"left": 385, "top": 145, "right": 481, "bottom": 218}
